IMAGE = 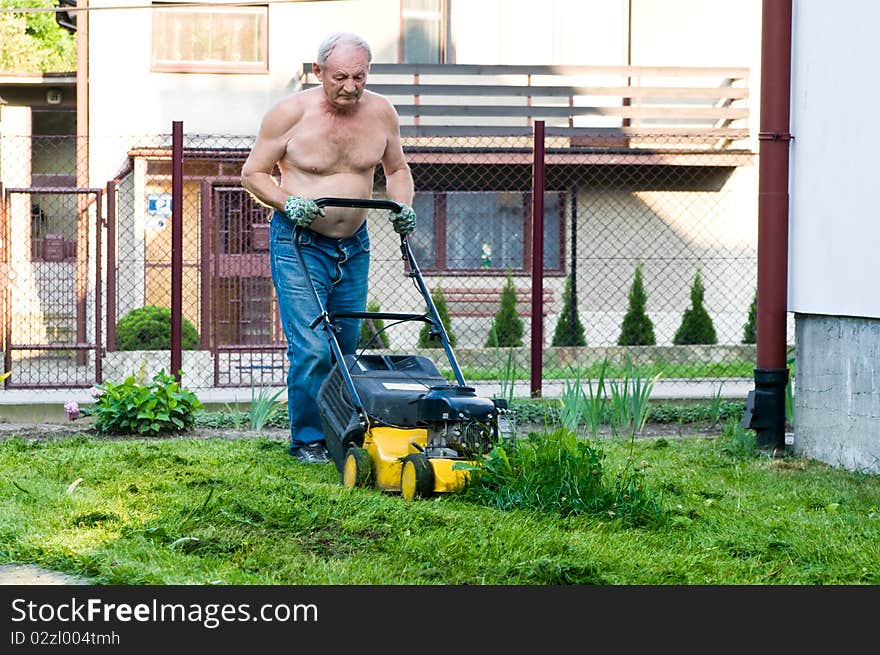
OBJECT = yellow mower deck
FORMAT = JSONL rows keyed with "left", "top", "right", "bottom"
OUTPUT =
{"left": 341, "top": 426, "right": 471, "bottom": 500}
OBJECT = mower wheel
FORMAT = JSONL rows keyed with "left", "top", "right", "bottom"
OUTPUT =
{"left": 400, "top": 453, "right": 434, "bottom": 500}
{"left": 342, "top": 447, "right": 372, "bottom": 488}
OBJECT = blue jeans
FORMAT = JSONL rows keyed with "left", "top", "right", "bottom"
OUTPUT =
{"left": 269, "top": 210, "right": 370, "bottom": 449}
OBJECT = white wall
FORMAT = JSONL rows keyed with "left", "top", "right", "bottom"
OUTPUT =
{"left": 452, "top": 0, "right": 627, "bottom": 65}
{"left": 789, "top": 1, "right": 880, "bottom": 319}
{"left": 86, "top": 0, "right": 402, "bottom": 181}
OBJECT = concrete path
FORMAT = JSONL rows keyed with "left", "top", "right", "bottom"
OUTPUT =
{"left": 0, "top": 564, "right": 91, "bottom": 585}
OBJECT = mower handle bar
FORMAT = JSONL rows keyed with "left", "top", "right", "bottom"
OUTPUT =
{"left": 314, "top": 197, "right": 403, "bottom": 213}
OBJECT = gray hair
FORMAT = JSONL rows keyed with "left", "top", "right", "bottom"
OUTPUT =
{"left": 316, "top": 32, "right": 373, "bottom": 68}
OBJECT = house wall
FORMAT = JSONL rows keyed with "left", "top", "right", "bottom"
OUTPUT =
{"left": 789, "top": 1, "right": 880, "bottom": 473}
{"left": 83, "top": 0, "right": 764, "bottom": 372}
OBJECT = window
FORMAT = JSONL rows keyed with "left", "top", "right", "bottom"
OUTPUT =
{"left": 408, "top": 191, "right": 563, "bottom": 273}
{"left": 152, "top": 5, "right": 268, "bottom": 73}
{"left": 401, "top": 0, "right": 451, "bottom": 63}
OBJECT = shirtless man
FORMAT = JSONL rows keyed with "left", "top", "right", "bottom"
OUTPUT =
{"left": 241, "top": 32, "right": 416, "bottom": 463}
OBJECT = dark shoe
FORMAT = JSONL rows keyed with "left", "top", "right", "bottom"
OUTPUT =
{"left": 290, "top": 442, "right": 330, "bottom": 464}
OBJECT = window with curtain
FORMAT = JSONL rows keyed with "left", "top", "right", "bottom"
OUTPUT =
{"left": 152, "top": 5, "right": 268, "bottom": 73}
{"left": 408, "top": 191, "right": 563, "bottom": 274}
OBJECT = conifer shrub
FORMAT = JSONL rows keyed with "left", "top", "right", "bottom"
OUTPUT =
{"left": 673, "top": 271, "right": 718, "bottom": 345}
{"left": 116, "top": 305, "right": 199, "bottom": 351}
{"left": 418, "top": 286, "right": 456, "bottom": 348}
{"left": 551, "top": 274, "right": 586, "bottom": 347}
{"left": 617, "top": 264, "right": 656, "bottom": 346}
{"left": 742, "top": 290, "right": 757, "bottom": 344}
{"left": 486, "top": 271, "right": 524, "bottom": 347}
{"left": 358, "top": 298, "right": 391, "bottom": 349}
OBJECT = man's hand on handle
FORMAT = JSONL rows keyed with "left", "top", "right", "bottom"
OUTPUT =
{"left": 390, "top": 204, "right": 417, "bottom": 235}
{"left": 285, "top": 195, "right": 325, "bottom": 228}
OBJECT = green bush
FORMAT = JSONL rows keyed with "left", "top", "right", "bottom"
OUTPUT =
{"left": 673, "top": 271, "right": 717, "bottom": 345}
{"left": 742, "top": 290, "right": 757, "bottom": 344}
{"left": 618, "top": 264, "right": 656, "bottom": 346}
{"left": 551, "top": 274, "right": 586, "bottom": 347}
{"left": 486, "top": 271, "right": 524, "bottom": 347}
{"left": 358, "top": 299, "right": 391, "bottom": 349}
{"left": 418, "top": 286, "right": 456, "bottom": 348}
{"left": 116, "top": 305, "right": 199, "bottom": 351}
{"left": 81, "top": 369, "right": 203, "bottom": 435}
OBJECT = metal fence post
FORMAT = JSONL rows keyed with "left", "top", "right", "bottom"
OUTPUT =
{"left": 530, "top": 120, "right": 545, "bottom": 398}
{"left": 171, "top": 121, "right": 183, "bottom": 382}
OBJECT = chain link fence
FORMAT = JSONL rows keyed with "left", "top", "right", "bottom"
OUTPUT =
{"left": 1, "top": 128, "right": 792, "bottom": 391}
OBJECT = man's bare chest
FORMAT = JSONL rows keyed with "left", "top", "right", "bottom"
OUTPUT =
{"left": 286, "top": 116, "right": 387, "bottom": 175}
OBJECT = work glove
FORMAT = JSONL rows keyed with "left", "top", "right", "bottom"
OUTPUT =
{"left": 284, "top": 195, "right": 324, "bottom": 228}
{"left": 390, "top": 204, "right": 417, "bottom": 235}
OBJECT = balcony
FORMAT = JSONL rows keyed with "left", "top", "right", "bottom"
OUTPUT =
{"left": 300, "top": 62, "right": 753, "bottom": 167}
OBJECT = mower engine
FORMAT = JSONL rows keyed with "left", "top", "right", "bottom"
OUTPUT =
{"left": 417, "top": 385, "right": 511, "bottom": 459}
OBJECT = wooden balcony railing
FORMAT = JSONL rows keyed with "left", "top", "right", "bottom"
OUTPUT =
{"left": 300, "top": 63, "right": 750, "bottom": 151}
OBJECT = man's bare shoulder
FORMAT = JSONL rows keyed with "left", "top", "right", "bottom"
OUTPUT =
{"left": 259, "top": 88, "right": 319, "bottom": 135}
{"left": 363, "top": 90, "right": 400, "bottom": 120}
{"left": 268, "top": 88, "right": 318, "bottom": 119}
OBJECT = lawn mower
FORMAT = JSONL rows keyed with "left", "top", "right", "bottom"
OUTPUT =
{"left": 294, "top": 197, "right": 514, "bottom": 500}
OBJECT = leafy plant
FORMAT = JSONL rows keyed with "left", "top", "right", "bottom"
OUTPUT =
{"left": 551, "top": 274, "right": 586, "bottom": 347}
{"left": 673, "top": 271, "right": 718, "bottom": 345}
{"left": 486, "top": 270, "right": 524, "bottom": 347}
{"left": 709, "top": 382, "right": 725, "bottom": 427}
{"left": 582, "top": 358, "right": 609, "bottom": 440}
{"left": 608, "top": 354, "right": 660, "bottom": 437}
{"left": 116, "top": 305, "right": 199, "bottom": 351}
{"left": 618, "top": 264, "right": 656, "bottom": 346}
{"left": 222, "top": 400, "right": 245, "bottom": 430}
{"left": 248, "top": 385, "right": 285, "bottom": 431}
{"left": 418, "top": 286, "right": 456, "bottom": 348}
{"left": 648, "top": 400, "right": 744, "bottom": 424}
{"left": 556, "top": 361, "right": 608, "bottom": 439}
{"left": 490, "top": 342, "right": 519, "bottom": 407}
{"left": 80, "top": 369, "right": 203, "bottom": 435}
{"left": 358, "top": 298, "right": 391, "bottom": 349}
{"left": 558, "top": 368, "right": 587, "bottom": 434}
{"left": 742, "top": 289, "right": 757, "bottom": 344}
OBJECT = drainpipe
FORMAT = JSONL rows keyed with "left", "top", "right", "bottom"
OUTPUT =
{"left": 742, "top": 0, "right": 792, "bottom": 449}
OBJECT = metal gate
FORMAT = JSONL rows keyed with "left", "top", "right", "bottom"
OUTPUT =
{"left": 1, "top": 185, "right": 103, "bottom": 388}
{"left": 201, "top": 179, "right": 286, "bottom": 387}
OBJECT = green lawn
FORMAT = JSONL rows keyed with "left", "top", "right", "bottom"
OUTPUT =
{"left": 1, "top": 423, "right": 877, "bottom": 585}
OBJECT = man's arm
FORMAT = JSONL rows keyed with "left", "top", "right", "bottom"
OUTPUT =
{"left": 241, "top": 99, "right": 299, "bottom": 211}
{"left": 380, "top": 100, "right": 414, "bottom": 206}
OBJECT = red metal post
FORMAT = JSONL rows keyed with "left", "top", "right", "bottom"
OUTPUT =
{"left": 1, "top": 184, "right": 10, "bottom": 388}
{"left": 743, "top": 0, "right": 793, "bottom": 448}
{"left": 530, "top": 120, "right": 546, "bottom": 398}
{"left": 94, "top": 190, "right": 103, "bottom": 384}
{"left": 171, "top": 121, "right": 184, "bottom": 382}
{"left": 105, "top": 179, "right": 116, "bottom": 353}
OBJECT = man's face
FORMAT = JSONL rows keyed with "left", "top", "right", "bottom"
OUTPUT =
{"left": 315, "top": 43, "right": 369, "bottom": 111}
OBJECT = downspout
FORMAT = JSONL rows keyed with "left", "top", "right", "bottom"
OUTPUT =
{"left": 742, "top": 0, "right": 793, "bottom": 450}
